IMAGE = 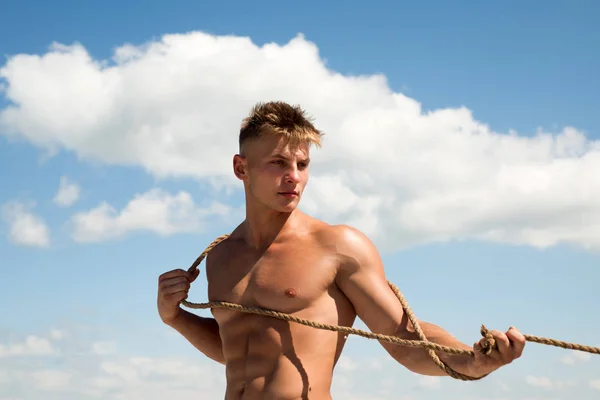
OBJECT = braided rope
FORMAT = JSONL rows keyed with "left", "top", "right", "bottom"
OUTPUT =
{"left": 181, "top": 234, "right": 600, "bottom": 381}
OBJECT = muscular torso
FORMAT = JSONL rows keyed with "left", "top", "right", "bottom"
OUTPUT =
{"left": 206, "top": 222, "right": 357, "bottom": 399}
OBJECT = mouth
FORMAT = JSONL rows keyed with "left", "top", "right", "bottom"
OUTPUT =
{"left": 279, "top": 191, "right": 299, "bottom": 198}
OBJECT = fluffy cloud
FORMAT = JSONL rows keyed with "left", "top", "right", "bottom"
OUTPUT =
{"left": 53, "top": 176, "right": 80, "bottom": 207}
{"left": 1, "top": 201, "right": 50, "bottom": 247}
{"left": 1, "top": 32, "right": 599, "bottom": 251}
{"left": 68, "top": 188, "right": 233, "bottom": 242}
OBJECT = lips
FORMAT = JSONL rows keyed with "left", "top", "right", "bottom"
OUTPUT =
{"left": 279, "top": 191, "right": 298, "bottom": 197}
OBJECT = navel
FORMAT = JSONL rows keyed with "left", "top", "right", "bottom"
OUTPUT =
{"left": 284, "top": 288, "right": 297, "bottom": 298}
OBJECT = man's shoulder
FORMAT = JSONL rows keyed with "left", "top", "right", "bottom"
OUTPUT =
{"left": 312, "top": 222, "right": 378, "bottom": 262}
{"left": 311, "top": 224, "right": 386, "bottom": 284}
{"left": 204, "top": 232, "right": 243, "bottom": 269}
{"left": 314, "top": 222, "right": 371, "bottom": 245}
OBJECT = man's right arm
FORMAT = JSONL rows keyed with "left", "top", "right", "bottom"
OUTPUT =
{"left": 164, "top": 309, "right": 225, "bottom": 364}
{"left": 157, "top": 264, "right": 225, "bottom": 365}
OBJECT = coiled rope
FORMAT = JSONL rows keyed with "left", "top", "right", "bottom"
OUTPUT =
{"left": 181, "top": 234, "right": 600, "bottom": 381}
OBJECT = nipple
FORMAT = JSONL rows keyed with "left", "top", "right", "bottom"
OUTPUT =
{"left": 284, "top": 288, "right": 297, "bottom": 298}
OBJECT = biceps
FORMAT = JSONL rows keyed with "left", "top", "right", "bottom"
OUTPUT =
{"left": 337, "top": 266, "right": 406, "bottom": 335}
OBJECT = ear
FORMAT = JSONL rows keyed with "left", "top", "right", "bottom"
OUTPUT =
{"left": 233, "top": 154, "right": 247, "bottom": 180}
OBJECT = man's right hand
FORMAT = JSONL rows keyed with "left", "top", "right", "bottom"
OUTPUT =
{"left": 157, "top": 268, "right": 200, "bottom": 325}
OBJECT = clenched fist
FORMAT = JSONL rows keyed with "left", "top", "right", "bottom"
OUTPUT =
{"left": 157, "top": 268, "right": 200, "bottom": 324}
{"left": 468, "top": 326, "right": 526, "bottom": 377}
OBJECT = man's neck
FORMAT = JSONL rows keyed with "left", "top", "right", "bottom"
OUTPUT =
{"left": 242, "top": 206, "right": 301, "bottom": 250}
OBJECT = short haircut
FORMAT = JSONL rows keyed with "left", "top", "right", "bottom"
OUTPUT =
{"left": 239, "top": 101, "right": 324, "bottom": 151}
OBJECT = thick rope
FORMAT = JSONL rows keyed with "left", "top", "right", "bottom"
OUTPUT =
{"left": 181, "top": 234, "right": 600, "bottom": 381}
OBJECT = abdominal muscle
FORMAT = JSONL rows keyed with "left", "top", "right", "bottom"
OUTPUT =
{"left": 216, "top": 311, "right": 348, "bottom": 400}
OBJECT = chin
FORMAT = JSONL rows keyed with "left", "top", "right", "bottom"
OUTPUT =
{"left": 275, "top": 199, "right": 300, "bottom": 213}
{"left": 277, "top": 204, "right": 299, "bottom": 213}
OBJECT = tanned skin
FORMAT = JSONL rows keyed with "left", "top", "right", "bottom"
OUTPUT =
{"left": 157, "top": 134, "right": 526, "bottom": 399}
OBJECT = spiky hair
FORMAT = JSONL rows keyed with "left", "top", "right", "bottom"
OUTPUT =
{"left": 239, "top": 101, "right": 324, "bottom": 150}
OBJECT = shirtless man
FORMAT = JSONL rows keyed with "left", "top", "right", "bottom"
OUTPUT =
{"left": 157, "top": 101, "right": 526, "bottom": 399}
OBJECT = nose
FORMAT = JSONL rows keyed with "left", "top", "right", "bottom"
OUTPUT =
{"left": 285, "top": 165, "right": 301, "bottom": 183}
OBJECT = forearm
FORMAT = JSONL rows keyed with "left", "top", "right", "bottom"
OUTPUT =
{"left": 386, "top": 320, "right": 477, "bottom": 377}
{"left": 166, "top": 309, "right": 225, "bottom": 364}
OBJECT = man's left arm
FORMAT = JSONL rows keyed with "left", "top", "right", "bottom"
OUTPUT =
{"left": 332, "top": 225, "right": 525, "bottom": 378}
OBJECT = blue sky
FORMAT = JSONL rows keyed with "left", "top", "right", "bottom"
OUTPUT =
{"left": 1, "top": 0, "right": 599, "bottom": 399}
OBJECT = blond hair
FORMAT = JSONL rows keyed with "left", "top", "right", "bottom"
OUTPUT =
{"left": 239, "top": 101, "right": 324, "bottom": 150}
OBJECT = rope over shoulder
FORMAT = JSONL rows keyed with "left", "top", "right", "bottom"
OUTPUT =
{"left": 181, "top": 234, "right": 600, "bottom": 381}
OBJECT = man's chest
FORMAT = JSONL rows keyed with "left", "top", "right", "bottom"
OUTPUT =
{"left": 207, "top": 245, "right": 338, "bottom": 314}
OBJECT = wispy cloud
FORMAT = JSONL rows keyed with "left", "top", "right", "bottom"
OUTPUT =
{"left": 561, "top": 350, "right": 592, "bottom": 365}
{"left": 0, "top": 327, "right": 599, "bottom": 400}
{"left": 525, "top": 374, "right": 576, "bottom": 390}
{"left": 0, "top": 335, "right": 57, "bottom": 358}
{"left": 417, "top": 376, "right": 441, "bottom": 390}
{"left": 0, "top": 328, "right": 226, "bottom": 399}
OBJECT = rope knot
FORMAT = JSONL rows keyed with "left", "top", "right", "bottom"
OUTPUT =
{"left": 479, "top": 325, "right": 496, "bottom": 356}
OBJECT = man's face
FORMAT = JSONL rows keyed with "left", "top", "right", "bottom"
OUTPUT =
{"left": 234, "top": 135, "right": 311, "bottom": 212}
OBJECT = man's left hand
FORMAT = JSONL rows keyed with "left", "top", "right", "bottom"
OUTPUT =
{"left": 468, "top": 326, "right": 526, "bottom": 378}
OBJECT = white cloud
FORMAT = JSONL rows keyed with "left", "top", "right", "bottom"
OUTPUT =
{"left": 367, "top": 358, "right": 384, "bottom": 371}
{"left": 49, "top": 329, "right": 65, "bottom": 341}
{"left": 53, "top": 176, "right": 80, "bottom": 207}
{"left": 417, "top": 376, "right": 441, "bottom": 390}
{"left": 1, "top": 32, "right": 599, "bottom": 251}
{"left": 0, "top": 330, "right": 227, "bottom": 400}
{"left": 30, "top": 370, "right": 71, "bottom": 391}
{"left": 337, "top": 355, "right": 358, "bottom": 371}
{"left": 2, "top": 356, "right": 226, "bottom": 400}
{"left": 91, "top": 341, "right": 116, "bottom": 355}
{"left": 0, "top": 335, "right": 57, "bottom": 357}
{"left": 1, "top": 201, "right": 50, "bottom": 247}
{"left": 1, "top": 328, "right": 599, "bottom": 400}
{"left": 88, "top": 356, "right": 227, "bottom": 400}
{"left": 68, "top": 188, "right": 232, "bottom": 242}
{"left": 525, "top": 375, "right": 575, "bottom": 390}
{"left": 525, "top": 375, "right": 553, "bottom": 389}
{"left": 561, "top": 350, "right": 592, "bottom": 365}
{"left": 0, "top": 369, "right": 8, "bottom": 385}
{"left": 590, "top": 379, "right": 600, "bottom": 390}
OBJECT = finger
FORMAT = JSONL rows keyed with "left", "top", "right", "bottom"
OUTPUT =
{"left": 506, "top": 327, "right": 526, "bottom": 358}
{"left": 166, "top": 291, "right": 188, "bottom": 303}
{"left": 189, "top": 268, "right": 200, "bottom": 283}
{"left": 159, "top": 276, "right": 189, "bottom": 290}
{"left": 159, "top": 269, "right": 188, "bottom": 282}
{"left": 162, "top": 281, "right": 190, "bottom": 295}
{"left": 489, "top": 330, "right": 511, "bottom": 362}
